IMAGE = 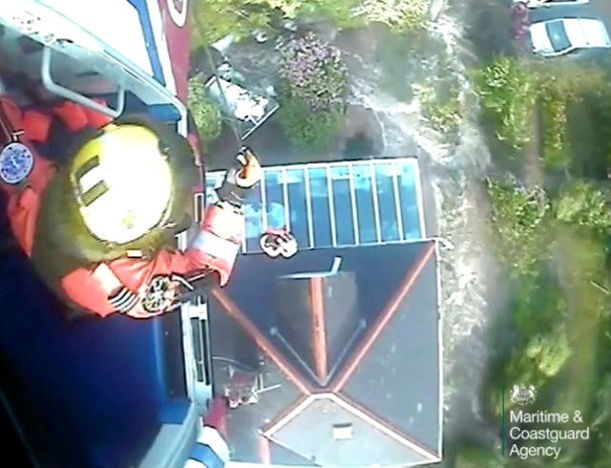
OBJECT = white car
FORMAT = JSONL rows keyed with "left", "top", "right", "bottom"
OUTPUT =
{"left": 529, "top": 18, "right": 611, "bottom": 57}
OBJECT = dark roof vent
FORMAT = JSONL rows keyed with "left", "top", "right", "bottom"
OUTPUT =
{"left": 332, "top": 423, "right": 353, "bottom": 440}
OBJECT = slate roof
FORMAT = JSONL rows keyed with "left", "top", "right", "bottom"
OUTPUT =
{"left": 208, "top": 240, "right": 442, "bottom": 466}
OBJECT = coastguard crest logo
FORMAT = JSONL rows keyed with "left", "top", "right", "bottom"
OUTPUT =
{"left": 510, "top": 384, "right": 537, "bottom": 406}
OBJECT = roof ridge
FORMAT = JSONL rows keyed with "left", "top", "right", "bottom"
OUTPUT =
{"left": 334, "top": 392, "right": 439, "bottom": 461}
{"left": 331, "top": 243, "right": 436, "bottom": 391}
{"left": 262, "top": 392, "right": 439, "bottom": 463}
{"left": 210, "top": 287, "right": 312, "bottom": 395}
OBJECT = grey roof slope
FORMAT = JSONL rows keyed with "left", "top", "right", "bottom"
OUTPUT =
{"left": 208, "top": 240, "right": 442, "bottom": 466}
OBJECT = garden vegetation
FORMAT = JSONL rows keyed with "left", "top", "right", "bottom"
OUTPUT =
{"left": 470, "top": 55, "right": 610, "bottom": 467}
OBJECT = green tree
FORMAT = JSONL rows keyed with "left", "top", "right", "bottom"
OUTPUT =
{"left": 555, "top": 181, "right": 611, "bottom": 236}
{"left": 300, "top": 0, "right": 362, "bottom": 28}
{"left": 189, "top": 0, "right": 430, "bottom": 52}
{"left": 532, "top": 61, "right": 606, "bottom": 101}
{"left": 352, "top": 0, "right": 429, "bottom": 32}
{"left": 189, "top": 0, "right": 274, "bottom": 51}
{"left": 545, "top": 229, "right": 610, "bottom": 464}
{"left": 188, "top": 73, "right": 222, "bottom": 147}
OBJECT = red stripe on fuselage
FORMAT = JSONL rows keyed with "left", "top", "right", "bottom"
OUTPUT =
{"left": 157, "top": 0, "right": 190, "bottom": 102}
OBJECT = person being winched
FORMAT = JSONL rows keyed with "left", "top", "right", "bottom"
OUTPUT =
{"left": 0, "top": 96, "right": 275, "bottom": 319}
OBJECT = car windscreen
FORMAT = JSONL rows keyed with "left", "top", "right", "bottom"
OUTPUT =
{"left": 545, "top": 21, "right": 572, "bottom": 52}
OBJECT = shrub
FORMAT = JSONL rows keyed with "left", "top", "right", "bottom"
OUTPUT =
{"left": 279, "top": 32, "right": 347, "bottom": 112}
{"left": 487, "top": 177, "right": 551, "bottom": 278}
{"left": 533, "top": 61, "right": 606, "bottom": 101}
{"left": 418, "top": 85, "right": 461, "bottom": 141}
{"left": 511, "top": 279, "right": 567, "bottom": 336}
{"left": 189, "top": 0, "right": 273, "bottom": 51}
{"left": 523, "top": 327, "right": 572, "bottom": 378}
{"left": 188, "top": 73, "right": 222, "bottom": 147}
{"left": 541, "top": 95, "right": 570, "bottom": 170}
{"left": 353, "top": 0, "right": 429, "bottom": 32}
{"left": 277, "top": 95, "right": 343, "bottom": 151}
{"left": 473, "top": 57, "right": 536, "bottom": 149}
{"left": 278, "top": 32, "right": 347, "bottom": 151}
{"left": 555, "top": 181, "right": 611, "bottom": 235}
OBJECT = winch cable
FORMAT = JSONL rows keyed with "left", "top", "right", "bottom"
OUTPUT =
{"left": 198, "top": 21, "right": 295, "bottom": 210}
{"left": 200, "top": 15, "right": 294, "bottom": 152}
{"left": 203, "top": 42, "right": 243, "bottom": 149}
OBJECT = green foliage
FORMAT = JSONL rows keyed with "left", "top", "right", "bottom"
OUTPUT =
{"left": 265, "top": 0, "right": 302, "bottom": 18}
{"left": 454, "top": 443, "right": 506, "bottom": 468}
{"left": 589, "top": 372, "right": 611, "bottom": 465}
{"left": 533, "top": 62, "right": 607, "bottom": 175}
{"left": 418, "top": 84, "right": 461, "bottom": 141}
{"left": 473, "top": 59, "right": 606, "bottom": 166}
{"left": 511, "top": 278, "right": 567, "bottom": 335}
{"left": 279, "top": 32, "right": 347, "bottom": 112}
{"left": 532, "top": 61, "right": 606, "bottom": 101}
{"left": 541, "top": 95, "right": 570, "bottom": 170}
{"left": 353, "top": 0, "right": 429, "bottom": 32}
{"left": 542, "top": 229, "right": 609, "bottom": 466}
{"left": 486, "top": 324, "right": 572, "bottom": 418}
{"left": 189, "top": 0, "right": 430, "bottom": 51}
{"left": 486, "top": 177, "right": 551, "bottom": 278}
{"left": 591, "top": 85, "right": 611, "bottom": 175}
{"left": 189, "top": 0, "right": 274, "bottom": 51}
{"left": 554, "top": 228, "right": 610, "bottom": 321}
{"left": 277, "top": 32, "right": 347, "bottom": 152}
{"left": 301, "top": 0, "right": 362, "bottom": 28}
{"left": 277, "top": 95, "right": 343, "bottom": 151}
{"left": 473, "top": 57, "right": 535, "bottom": 149}
{"left": 506, "top": 284, "right": 570, "bottom": 410}
{"left": 591, "top": 372, "right": 611, "bottom": 431}
{"left": 523, "top": 327, "right": 572, "bottom": 377}
{"left": 556, "top": 181, "right": 611, "bottom": 236}
{"left": 188, "top": 73, "right": 222, "bottom": 146}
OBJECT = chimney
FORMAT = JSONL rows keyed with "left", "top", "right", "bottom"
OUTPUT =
{"left": 275, "top": 259, "right": 360, "bottom": 384}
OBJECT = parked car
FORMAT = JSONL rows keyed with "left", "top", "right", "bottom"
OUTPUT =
{"left": 517, "top": 0, "right": 589, "bottom": 7}
{"left": 529, "top": 18, "right": 611, "bottom": 57}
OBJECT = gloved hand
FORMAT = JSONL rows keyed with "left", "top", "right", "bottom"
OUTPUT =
{"left": 216, "top": 147, "right": 262, "bottom": 207}
{"left": 234, "top": 146, "right": 263, "bottom": 188}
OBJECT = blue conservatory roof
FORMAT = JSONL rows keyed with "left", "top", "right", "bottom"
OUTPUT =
{"left": 204, "top": 157, "right": 427, "bottom": 253}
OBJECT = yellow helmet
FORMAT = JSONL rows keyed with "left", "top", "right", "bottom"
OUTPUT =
{"left": 69, "top": 123, "right": 173, "bottom": 244}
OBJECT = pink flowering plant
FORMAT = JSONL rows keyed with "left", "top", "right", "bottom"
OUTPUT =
{"left": 280, "top": 32, "right": 347, "bottom": 113}
{"left": 278, "top": 32, "right": 347, "bottom": 151}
